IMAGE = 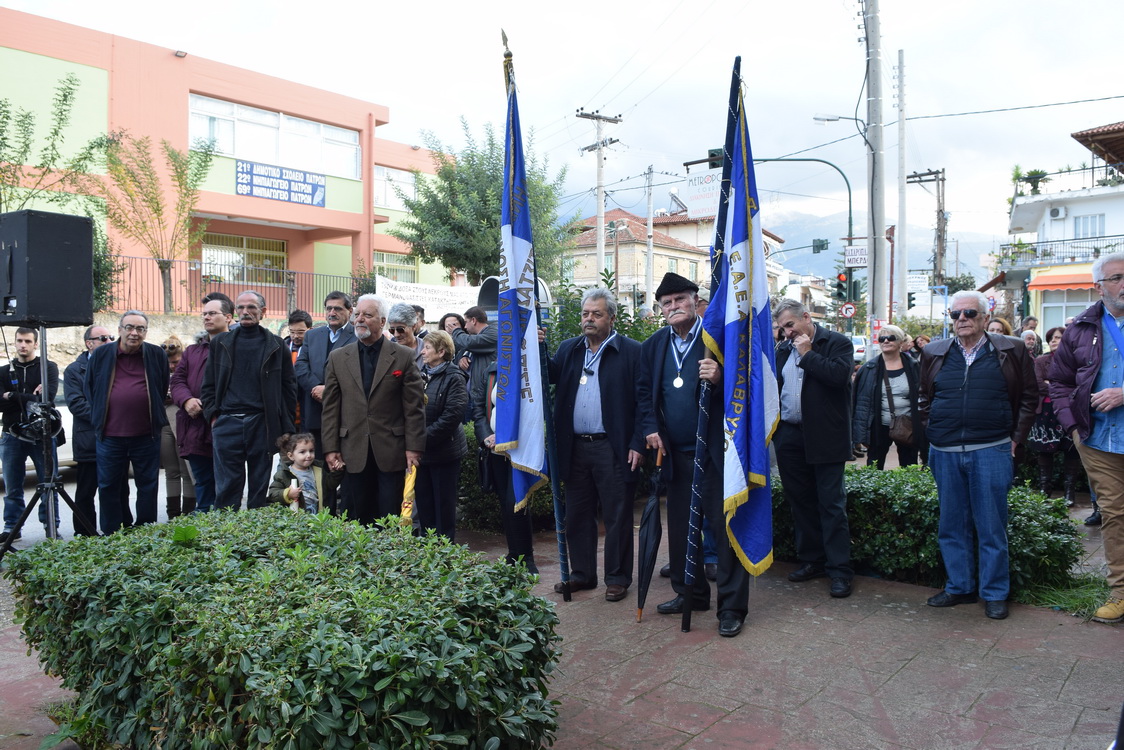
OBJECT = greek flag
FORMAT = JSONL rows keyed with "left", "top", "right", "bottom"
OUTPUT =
{"left": 494, "top": 57, "right": 548, "bottom": 511}
{"left": 701, "top": 57, "right": 780, "bottom": 575}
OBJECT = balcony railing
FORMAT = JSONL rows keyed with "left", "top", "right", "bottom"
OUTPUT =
{"left": 1010, "top": 163, "right": 1124, "bottom": 199}
{"left": 994, "top": 235, "right": 1124, "bottom": 271}
{"left": 110, "top": 256, "right": 368, "bottom": 317}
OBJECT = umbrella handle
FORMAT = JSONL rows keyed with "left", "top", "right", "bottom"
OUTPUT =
{"left": 655, "top": 451, "right": 663, "bottom": 468}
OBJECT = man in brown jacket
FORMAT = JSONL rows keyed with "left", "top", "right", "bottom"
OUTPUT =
{"left": 322, "top": 294, "right": 426, "bottom": 524}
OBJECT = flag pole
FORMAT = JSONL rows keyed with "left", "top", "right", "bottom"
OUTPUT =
{"left": 503, "top": 33, "right": 571, "bottom": 601}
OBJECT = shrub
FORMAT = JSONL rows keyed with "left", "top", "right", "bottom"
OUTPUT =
{"left": 457, "top": 426, "right": 556, "bottom": 534}
{"left": 771, "top": 465, "right": 1083, "bottom": 593}
{"left": 6, "top": 508, "right": 561, "bottom": 749}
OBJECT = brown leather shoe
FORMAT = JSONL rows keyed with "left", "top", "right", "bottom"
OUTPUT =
{"left": 605, "top": 584, "right": 627, "bottom": 602}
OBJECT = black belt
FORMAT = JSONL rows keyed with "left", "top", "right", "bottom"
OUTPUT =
{"left": 574, "top": 433, "right": 608, "bottom": 442}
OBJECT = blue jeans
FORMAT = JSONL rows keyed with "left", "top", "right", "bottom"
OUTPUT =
{"left": 186, "top": 454, "right": 217, "bottom": 513}
{"left": 97, "top": 435, "right": 160, "bottom": 534}
{"left": 929, "top": 443, "right": 1013, "bottom": 601}
{"left": 1, "top": 432, "right": 58, "bottom": 531}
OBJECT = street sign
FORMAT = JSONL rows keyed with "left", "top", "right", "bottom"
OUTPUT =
{"left": 844, "top": 245, "right": 867, "bottom": 268}
{"left": 840, "top": 302, "right": 856, "bottom": 318}
{"left": 907, "top": 273, "right": 929, "bottom": 293}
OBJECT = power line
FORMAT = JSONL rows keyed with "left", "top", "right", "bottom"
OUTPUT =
{"left": 907, "top": 94, "right": 1124, "bottom": 121}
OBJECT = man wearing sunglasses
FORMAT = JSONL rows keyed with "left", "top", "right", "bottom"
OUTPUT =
{"left": 918, "top": 291, "right": 1036, "bottom": 620}
{"left": 1048, "top": 252, "right": 1124, "bottom": 623}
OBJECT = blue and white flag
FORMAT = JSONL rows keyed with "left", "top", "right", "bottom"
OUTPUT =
{"left": 701, "top": 57, "right": 780, "bottom": 575}
{"left": 495, "top": 59, "right": 548, "bottom": 511}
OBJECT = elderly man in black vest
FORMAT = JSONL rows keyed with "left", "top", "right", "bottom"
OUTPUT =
{"left": 919, "top": 290, "right": 1036, "bottom": 620}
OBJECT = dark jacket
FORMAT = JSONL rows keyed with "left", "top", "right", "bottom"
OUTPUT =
{"left": 63, "top": 351, "right": 94, "bottom": 461}
{"left": 453, "top": 324, "right": 498, "bottom": 441}
{"left": 421, "top": 363, "right": 469, "bottom": 465}
{"left": 638, "top": 325, "right": 724, "bottom": 481}
{"left": 774, "top": 324, "right": 854, "bottom": 464}
{"left": 1048, "top": 300, "right": 1109, "bottom": 440}
{"left": 0, "top": 357, "right": 59, "bottom": 433}
{"left": 552, "top": 332, "right": 647, "bottom": 482}
{"left": 918, "top": 332, "right": 1037, "bottom": 445}
{"left": 84, "top": 341, "right": 170, "bottom": 440}
{"left": 294, "top": 323, "right": 356, "bottom": 431}
{"left": 267, "top": 463, "right": 324, "bottom": 511}
{"left": 202, "top": 325, "right": 297, "bottom": 448}
{"left": 169, "top": 339, "right": 214, "bottom": 457}
{"left": 851, "top": 353, "right": 925, "bottom": 452}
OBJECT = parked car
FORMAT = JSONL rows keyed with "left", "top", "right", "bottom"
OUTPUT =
{"left": 851, "top": 336, "right": 868, "bottom": 364}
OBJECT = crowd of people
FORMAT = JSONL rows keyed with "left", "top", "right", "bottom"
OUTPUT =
{"left": 0, "top": 256, "right": 1120, "bottom": 631}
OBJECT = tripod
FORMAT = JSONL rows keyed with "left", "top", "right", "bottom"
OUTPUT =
{"left": 0, "top": 326, "right": 89, "bottom": 564}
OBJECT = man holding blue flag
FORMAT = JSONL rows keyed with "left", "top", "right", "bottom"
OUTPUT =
{"left": 640, "top": 272, "right": 750, "bottom": 637}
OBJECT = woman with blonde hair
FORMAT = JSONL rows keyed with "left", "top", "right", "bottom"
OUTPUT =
{"left": 852, "top": 324, "right": 925, "bottom": 468}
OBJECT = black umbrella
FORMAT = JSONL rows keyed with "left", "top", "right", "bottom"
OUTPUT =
{"left": 635, "top": 451, "right": 664, "bottom": 622}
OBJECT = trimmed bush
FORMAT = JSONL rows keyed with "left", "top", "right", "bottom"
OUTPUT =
{"left": 5, "top": 508, "right": 560, "bottom": 749}
{"left": 771, "top": 465, "right": 1083, "bottom": 593}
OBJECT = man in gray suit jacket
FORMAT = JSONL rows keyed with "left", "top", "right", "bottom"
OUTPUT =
{"left": 295, "top": 291, "right": 355, "bottom": 513}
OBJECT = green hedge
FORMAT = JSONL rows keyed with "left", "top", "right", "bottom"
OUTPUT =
{"left": 5, "top": 508, "right": 560, "bottom": 749}
{"left": 771, "top": 465, "right": 1083, "bottom": 593}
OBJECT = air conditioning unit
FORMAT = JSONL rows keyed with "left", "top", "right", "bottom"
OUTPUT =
{"left": 1049, "top": 206, "right": 1067, "bottom": 220}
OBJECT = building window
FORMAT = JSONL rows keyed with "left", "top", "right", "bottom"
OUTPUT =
{"left": 1041, "top": 288, "right": 1097, "bottom": 330}
{"left": 689, "top": 260, "right": 698, "bottom": 282}
{"left": 371, "top": 252, "right": 418, "bottom": 283}
{"left": 189, "top": 94, "right": 361, "bottom": 180}
{"left": 373, "top": 166, "right": 417, "bottom": 210}
{"left": 202, "top": 233, "right": 287, "bottom": 286}
{"left": 668, "top": 257, "right": 678, "bottom": 275}
{"left": 603, "top": 253, "right": 614, "bottom": 275}
{"left": 1074, "top": 214, "right": 1105, "bottom": 239}
{"left": 561, "top": 256, "right": 575, "bottom": 283}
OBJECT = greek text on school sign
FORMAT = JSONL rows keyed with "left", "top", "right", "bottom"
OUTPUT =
{"left": 236, "top": 161, "right": 326, "bottom": 207}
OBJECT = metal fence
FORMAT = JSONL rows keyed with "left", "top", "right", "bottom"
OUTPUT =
{"left": 111, "top": 256, "right": 369, "bottom": 317}
{"left": 994, "top": 234, "right": 1124, "bottom": 270}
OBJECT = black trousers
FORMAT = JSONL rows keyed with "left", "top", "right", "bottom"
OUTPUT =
{"left": 564, "top": 438, "right": 635, "bottom": 587}
{"left": 416, "top": 459, "right": 461, "bottom": 541}
{"left": 775, "top": 421, "right": 853, "bottom": 579}
{"left": 487, "top": 453, "right": 534, "bottom": 564}
{"left": 341, "top": 445, "right": 405, "bottom": 525}
{"left": 310, "top": 428, "right": 343, "bottom": 515}
{"left": 666, "top": 449, "right": 750, "bottom": 619}
{"left": 867, "top": 422, "right": 919, "bottom": 470}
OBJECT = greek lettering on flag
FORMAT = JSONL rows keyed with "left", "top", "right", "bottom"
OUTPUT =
{"left": 701, "top": 56, "right": 780, "bottom": 575}
{"left": 494, "top": 64, "right": 548, "bottom": 511}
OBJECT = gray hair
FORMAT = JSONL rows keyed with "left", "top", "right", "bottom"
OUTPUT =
{"left": 387, "top": 302, "right": 417, "bottom": 326}
{"left": 119, "top": 310, "right": 149, "bottom": 326}
{"left": 581, "top": 287, "right": 618, "bottom": 318}
{"left": 236, "top": 290, "right": 266, "bottom": 309}
{"left": 950, "top": 290, "right": 988, "bottom": 313}
{"left": 1092, "top": 252, "right": 1124, "bottom": 283}
{"left": 772, "top": 298, "right": 806, "bottom": 320}
{"left": 355, "top": 293, "right": 387, "bottom": 320}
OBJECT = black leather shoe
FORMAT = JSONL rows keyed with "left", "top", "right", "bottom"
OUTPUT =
{"left": 1085, "top": 510, "right": 1102, "bottom": 527}
{"left": 788, "top": 563, "right": 827, "bottom": 583}
{"left": 704, "top": 563, "right": 718, "bottom": 581}
{"left": 985, "top": 600, "right": 1009, "bottom": 620}
{"left": 656, "top": 595, "right": 711, "bottom": 615}
{"left": 554, "top": 580, "right": 595, "bottom": 594}
{"left": 659, "top": 563, "right": 671, "bottom": 578}
{"left": 830, "top": 577, "right": 852, "bottom": 598}
{"left": 0, "top": 529, "right": 20, "bottom": 544}
{"left": 926, "top": 591, "right": 978, "bottom": 607}
{"left": 718, "top": 614, "right": 744, "bottom": 637}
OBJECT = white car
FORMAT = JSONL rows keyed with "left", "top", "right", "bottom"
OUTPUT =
{"left": 851, "top": 336, "right": 868, "bottom": 364}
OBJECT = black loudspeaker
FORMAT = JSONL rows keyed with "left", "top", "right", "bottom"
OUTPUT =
{"left": 0, "top": 210, "right": 94, "bottom": 328}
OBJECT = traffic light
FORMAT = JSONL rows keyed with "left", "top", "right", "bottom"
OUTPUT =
{"left": 850, "top": 275, "right": 863, "bottom": 301}
{"left": 834, "top": 272, "right": 848, "bottom": 301}
{"left": 812, "top": 238, "right": 828, "bottom": 254}
{"left": 707, "top": 147, "right": 723, "bottom": 170}
{"left": 907, "top": 292, "right": 916, "bottom": 309}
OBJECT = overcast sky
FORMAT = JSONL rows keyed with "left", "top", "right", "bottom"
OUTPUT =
{"left": 5, "top": 0, "right": 1122, "bottom": 265}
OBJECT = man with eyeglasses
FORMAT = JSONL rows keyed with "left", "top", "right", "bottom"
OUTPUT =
{"left": 169, "top": 294, "right": 233, "bottom": 513}
{"left": 84, "top": 311, "right": 169, "bottom": 534}
{"left": 295, "top": 291, "right": 355, "bottom": 513}
{"left": 918, "top": 291, "right": 1036, "bottom": 620}
{"left": 0, "top": 327, "right": 60, "bottom": 543}
{"left": 1048, "top": 252, "right": 1124, "bottom": 623}
{"left": 202, "top": 290, "right": 296, "bottom": 511}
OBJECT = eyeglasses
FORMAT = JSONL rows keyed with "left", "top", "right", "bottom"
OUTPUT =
{"left": 201, "top": 310, "right": 226, "bottom": 317}
{"left": 878, "top": 335, "right": 898, "bottom": 343}
{"left": 947, "top": 309, "right": 980, "bottom": 320}
{"left": 388, "top": 327, "right": 409, "bottom": 335}
{"left": 325, "top": 305, "right": 348, "bottom": 313}
{"left": 120, "top": 324, "right": 148, "bottom": 333}
{"left": 1096, "top": 274, "right": 1124, "bottom": 285}
{"left": 85, "top": 335, "right": 115, "bottom": 343}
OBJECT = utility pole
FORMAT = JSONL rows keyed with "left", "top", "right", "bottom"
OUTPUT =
{"left": 895, "top": 49, "right": 907, "bottom": 320}
{"left": 865, "top": 0, "right": 888, "bottom": 331}
{"left": 906, "top": 168, "right": 946, "bottom": 285}
{"left": 577, "top": 108, "right": 621, "bottom": 278}
{"left": 645, "top": 166, "right": 654, "bottom": 313}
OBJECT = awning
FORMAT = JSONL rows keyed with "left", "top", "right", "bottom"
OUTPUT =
{"left": 1028, "top": 271, "right": 1095, "bottom": 291}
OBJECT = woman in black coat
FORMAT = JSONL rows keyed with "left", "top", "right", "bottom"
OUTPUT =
{"left": 852, "top": 324, "right": 926, "bottom": 469}
{"left": 416, "top": 330, "right": 469, "bottom": 541}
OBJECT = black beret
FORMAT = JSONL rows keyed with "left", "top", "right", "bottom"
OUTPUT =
{"left": 654, "top": 272, "right": 699, "bottom": 300}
